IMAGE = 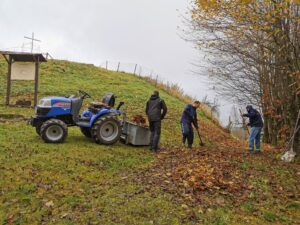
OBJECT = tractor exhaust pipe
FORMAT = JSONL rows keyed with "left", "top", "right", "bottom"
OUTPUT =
{"left": 116, "top": 101, "right": 125, "bottom": 110}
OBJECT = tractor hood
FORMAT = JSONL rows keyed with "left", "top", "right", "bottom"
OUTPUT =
{"left": 38, "top": 97, "right": 71, "bottom": 108}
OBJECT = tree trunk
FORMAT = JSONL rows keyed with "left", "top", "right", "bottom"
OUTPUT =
{"left": 293, "top": 118, "right": 300, "bottom": 154}
{"left": 263, "top": 115, "right": 270, "bottom": 143}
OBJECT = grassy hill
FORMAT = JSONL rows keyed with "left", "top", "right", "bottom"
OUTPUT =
{"left": 0, "top": 59, "right": 299, "bottom": 224}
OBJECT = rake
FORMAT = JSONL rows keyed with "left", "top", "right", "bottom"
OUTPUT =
{"left": 196, "top": 129, "right": 205, "bottom": 146}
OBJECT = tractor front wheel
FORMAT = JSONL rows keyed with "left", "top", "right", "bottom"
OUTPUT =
{"left": 40, "top": 119, "right": 68, "bottom": 143}
{"left": 91, "top": 116, "right": 121, "bottom": 145}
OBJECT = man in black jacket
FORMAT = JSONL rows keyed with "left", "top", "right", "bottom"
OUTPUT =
{"left": 146, "top": 91, "right": 167, "bottom": 152}
{"left": 242, "top": 105, "right": 264, "bottom": 153}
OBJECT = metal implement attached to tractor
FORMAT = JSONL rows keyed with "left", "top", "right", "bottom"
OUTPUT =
{"left": 121, "top": 121, "right": 151, "bottom": 146}
{"left": 29, "top": 90, "right": 151, "bottom": 146}
{"left": 29, "top": 90, "right": 125, "bottom": 144}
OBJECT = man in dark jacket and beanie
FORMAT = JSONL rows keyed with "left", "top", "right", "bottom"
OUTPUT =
{"left": 146, "top": 91, "right": 167, "bottom": 152}
{"left": 242, "top": 105, "right": 264, "bottom": 153}
{"left": 181, "top": 101, "right": 201, "bottom": 149}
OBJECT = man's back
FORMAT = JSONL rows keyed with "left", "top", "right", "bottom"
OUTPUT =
{"left": 146, "top": 91, "right": 167, "bottom": 152}
{"left": 247, "top": 108, "right": 263, "bottom": 127}
{"left": 146, "top": 94, "right": 167, "bottom": 122}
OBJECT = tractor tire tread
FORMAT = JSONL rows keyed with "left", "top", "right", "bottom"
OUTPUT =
{"left": 91, "top": 115, "right": 121, "bottom": 145}
{"left": 40, "top": 119, "right": 68, "bottom": 143}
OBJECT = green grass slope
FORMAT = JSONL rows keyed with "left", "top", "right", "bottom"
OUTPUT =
{"left": 0, "top": 59, "right": 209, "bottom": 145}
{"left": 0, "top": 59, "right": 207, "bottom": 224}
{"left": 0, "top": 59, "right": 299, "bottom": 225}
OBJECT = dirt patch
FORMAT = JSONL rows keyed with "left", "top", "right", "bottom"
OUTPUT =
{"left": 0, "top": 114, "right": 29, "bottom": 123}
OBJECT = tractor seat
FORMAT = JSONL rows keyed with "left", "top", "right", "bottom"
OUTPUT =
{"left": 88, "top": 102, "right": 111, "bottom": 114}
{"left": 89, "top": 102, "right": 111, "bottom": 109}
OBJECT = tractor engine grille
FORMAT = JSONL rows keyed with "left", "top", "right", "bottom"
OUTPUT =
{"left": 36, "top": 107, "right": 51, "bottom": 116}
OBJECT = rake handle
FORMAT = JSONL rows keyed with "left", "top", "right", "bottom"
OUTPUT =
{"left": 196, "top": 129, "right": 204, "bottom": 146}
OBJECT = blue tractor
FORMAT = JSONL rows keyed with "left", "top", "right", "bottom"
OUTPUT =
{"left": 29, "top": 90, "right": 124, "bottom": 144}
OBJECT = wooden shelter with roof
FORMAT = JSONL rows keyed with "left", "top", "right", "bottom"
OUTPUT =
{"left": 0, "top": 51, "right": 47, "bottom": 107}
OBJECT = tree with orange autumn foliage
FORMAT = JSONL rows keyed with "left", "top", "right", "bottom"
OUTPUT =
{"left": 188, "top": 0, "right": 300, "bottom": 154}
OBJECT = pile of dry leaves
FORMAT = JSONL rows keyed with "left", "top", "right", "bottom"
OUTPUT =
{"left": 132, "top": 115, "right": 147, "bottom": 126}
{"left": 137, "top": 146, "right": 253, "bottom": 206}
{"left": 136, "top": 120, "right": 283, "bottom": 207}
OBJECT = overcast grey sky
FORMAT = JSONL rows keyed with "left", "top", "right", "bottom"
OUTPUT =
{"left": 0, "top": 0, "right": 232, "bottom": 124}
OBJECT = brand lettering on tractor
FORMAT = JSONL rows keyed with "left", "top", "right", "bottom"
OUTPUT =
{"left": 53, "top": 102, "right": 71, "bottom": 107}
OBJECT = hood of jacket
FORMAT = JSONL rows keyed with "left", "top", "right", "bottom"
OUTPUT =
{"left": 150, "top": 94, "right": 159, "bottom": 100}
{"left": 246, "top": 105, "right": 253, "bottom": 112}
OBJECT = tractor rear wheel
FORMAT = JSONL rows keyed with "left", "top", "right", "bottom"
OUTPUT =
{"left": 80, "top": 127, "right": 92, "bottom": 138}
{"left": 91, "top": 115, "right": 121, "bottom": 145}
{"left": 40, "top": 119, "right": 68, "bottom": 143}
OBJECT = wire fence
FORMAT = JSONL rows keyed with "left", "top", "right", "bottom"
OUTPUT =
{"left": 98, "top": 61, "right": 227, "bottom": 128}
{"left": 99, "top": 61, "right": 160, "bottom": 82}
{"left": 98, "top": 61, "right": 195, "bottom": 102}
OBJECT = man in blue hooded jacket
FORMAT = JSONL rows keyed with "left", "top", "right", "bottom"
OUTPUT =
{"left": 181, "top": 101, "right": 201, "bottom": 149}
{"left": 242, "top": 105, "right": 264, "bottom": 153}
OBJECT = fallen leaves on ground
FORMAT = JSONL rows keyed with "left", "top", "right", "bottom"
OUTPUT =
{"left": 136, "top": 120, "right": 300, "bottom": 209}
{"left": 137, "top": 146, "right": 251, "bottom": 207}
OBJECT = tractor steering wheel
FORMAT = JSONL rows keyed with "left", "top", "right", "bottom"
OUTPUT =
{"left": 78, "top": 90, "right": 91, "bottom": 99}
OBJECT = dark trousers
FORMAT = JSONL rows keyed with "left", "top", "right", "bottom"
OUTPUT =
{"left": 149, "top": 121, "right": 161, "bottom": 151}
{"left": 181, "top": 122, "right": 194, "bottom": 147}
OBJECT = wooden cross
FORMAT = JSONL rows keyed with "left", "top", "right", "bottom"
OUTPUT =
{"left": 24, "top": 32, "right": 41, "bottom": 53}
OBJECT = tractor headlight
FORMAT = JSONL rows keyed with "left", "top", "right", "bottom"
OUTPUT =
{"left": 38, "top": 98, "right": 52, "bottom": 108}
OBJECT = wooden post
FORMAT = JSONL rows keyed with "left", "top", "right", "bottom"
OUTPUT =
{"left": 34, "top": 56, "right": 39, "bottom": 107}
{"left": 155, "top": 75, "right": 158, "bottom": 87}
{"left": 133, "top": 64, "right": 137, "bottom": 75}
{"left": 6, "top": 55, "right": 12, "bottom": 105}
{"left": 117, "top": 62, "right": 120, "bottom": 72}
